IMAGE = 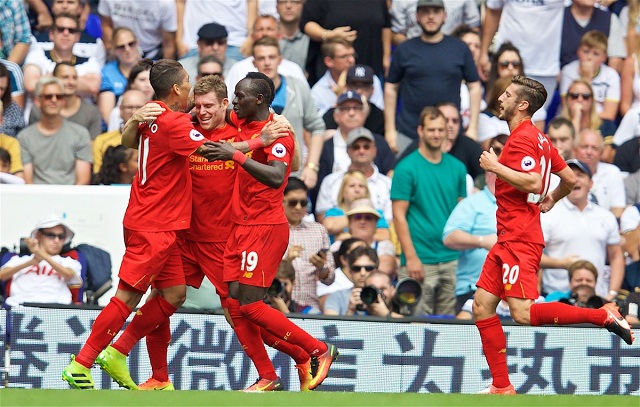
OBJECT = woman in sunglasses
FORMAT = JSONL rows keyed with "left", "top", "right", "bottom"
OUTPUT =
{"left": 560, "top": 79, "right": 603, "bottom": 135}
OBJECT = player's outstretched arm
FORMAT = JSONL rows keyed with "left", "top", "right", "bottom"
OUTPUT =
{"left": 121, "top": 103, "right": 165, "bottom": 148}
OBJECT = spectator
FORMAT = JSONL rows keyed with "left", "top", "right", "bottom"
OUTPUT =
{"left": 93, "top": 89, "right": 146, "bottom": 174}
{"left": 176, "top": 0, "right": 257, "bottom": 63}
{"left": 560, "top": 0, "right": 626, "bottom": 73}
{"left": 195, "top": 55, "right": 225, "bottom": 82}
{"left": 391, "top": 106, "right": 467, "bottom": 316}
{"left": 0, "top": 62, "right": 25, "bottom": 137}
{"left": 323, "top": 245, "right": 379, "bottom": 316}
{"left": 560, "top": 30, "right": 621, "bottom": 125}
{"left": 323, "top": 169, "right": 389, "bottom": 243}
{"left": 335, "top": 198, "right": 397, "bottom": 277}
{"left": 23, "top": 13, "right": 102, "bottom": 101}
{"left": 91, "top": 144, "right": 138, "bottom": 185}
{"left": 540, "top": 159, "right": 624, "bottom": 300}
{"left": 250, "top": 36, "right": 325, "bottom": 184}
{"left": 625, "top": 168, "right": 640, "bottom": 205}
{"left": 399, "top": 102, "right": 484, "bottom": 181}
{"left": 17, "top": 77, "right": 92, "bottom": 185}
{"left": 225, "top": 15, "right": 306, "bottom": 99}
{"left": 316, "top": 237, "right": 366, "bottom": 311}
{"left": 621, "top": 204, "right": 640, "bottom": 265}
{"left": 97, "top": 27, "right": 142, "bottom": 124}
{"left": 0, "top": 146, "right": 24, "bottom": 184}
{"left": 545, "top": 260, "right": 599, "bottom": 303}
{"left": 451, "top": 24, "right": 487, "bottom": 126}
{"left": 478, "top": 77, "right": 511, "bottom": 151}
{"left": 0, "top": 56, "right": 25, "bottom": 110}
{"left": 547, "top": 116, "right": 576, "bottom": 161}
{"left": 282, "top": 177, "right": 335, "bottom": 310}
{"left": 560, "top": 79, "right": 613, "bottom": 137}
{"left": 390, "top": 0, "right": 480, "bottom": 45}
{"left": 479, "top": 0, "right": 564, "bottom": 118}
{"left": 385, "top": 0, "right": 481, "bottom": 155}
{"left": 619, "top": 34, "right": 640, "bottom": 116}
{"left": 0, "top": 214, "right": 82, "bottom": 307}
{"left": 573, "top": 128, "right": 626, "bottom": 218}
{"left": 311, "top": 40, "right": 385, "bottom": 116}
{"left": 362, "top": 271, "right": 406, "bottom": 318}
{"left": 266, "top": 259, "right": 320, "bottom": 314}
{"left": 29, "top": 62, "right": 102, "bottom": 140}
{"left": 322, "top": 64, "right": 385, "bottom": 135}
{"left": 443, "top": 170, "right": 498, "bottom": 314}
{"left": 179, "top": 23, "right": 230, "bottom": 84}
{"left": 612, "top": 105, "right": 640, "bottom": 152}
{"left": 276, "top": 0, "right": 309, "bottom": 72}
{"left": 316, "top": 126, "right": 393, "bottom": 223}
{"left": 301, "top": 0, "right": 391, "bottom": 85}
{"left": 0, "top": 0, "right": 31, "bottom": 65}
{"left": 30, "top": 0, "right": 107, "bottom": 67}
{"left": 106, "top": 63, "right": 154, "bottom": 132}
{"left": 98, "top": 0, "right": 176, "bottom": 60}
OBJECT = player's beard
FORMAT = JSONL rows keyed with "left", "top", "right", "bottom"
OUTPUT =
{"left": 498, "top": 103, "right": 516, "bottom": 122}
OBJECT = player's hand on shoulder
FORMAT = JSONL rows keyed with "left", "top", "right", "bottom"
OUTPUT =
{"left": 261, "top": 120, "right": 290, "bottom": 146}
{"left": 132, "top": 103, "right": 165, "bottom": 122}
{"left": 199, "top": 141, "right": 236, "bottom": 162}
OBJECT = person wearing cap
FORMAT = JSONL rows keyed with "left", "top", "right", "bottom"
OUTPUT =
{"left": 391, "top": 106, "right": 467, "bottom": 317}
{"left": 322, "top": 64, "right": 385, "bottom": 136}
{"left": 0, "top": 214, "right": 82, "bottom": 307}
{"left": 249, "top": 36, "right": 325, "bottom": 187}
{"left": 540, "top": 158, "right": 625, "bottom": 301}
{"left": 573, "top": 128, "right": 626, "bottom": 219}
{"left": 316, "top": 126, "right": 393, "bottom": 225}
{"left": 98, "top": 0, "right": 177, "bottom": 60}
{"left": 385, "top": 0, "right": 481, "bottom": 156}
{"left": 310, "top": 39, "right": 385, "bottom": 117}
{"left": 179, "top": 22, "right": 229, "bottom": 84}
{"left": 341, "top": 198, "right": 397, "bottom": 277}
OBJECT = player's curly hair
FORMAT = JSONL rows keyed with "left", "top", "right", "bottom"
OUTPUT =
{"left": 245, "top": 71, "right": 275, "bottom": 105}
{"left": 140, "top": 58, "right": 186, "bottom": 99}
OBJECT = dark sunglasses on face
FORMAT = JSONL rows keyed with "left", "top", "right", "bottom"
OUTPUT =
{"left": 202, "top": 38, "right": 227, "bottom": 46}
{"left": 350, "top": 213, "right": 376, "bottom": 221}
{"left": 115, "top": 40, "right": 137, "bottom": 51}
{"left": 284, "top": 199, "right": 308, "bottom": 208}
{"left": 53, "top": 26, "right": 80, "bottom": 35}
{"left": 40, "top": 93, "right": 65, "bottom": 101}
{"left": 568, "top": 92, "right": 592, "bottom": 101}
{"left": 42, "top": 231, "right": 66, "bottom": 240}
{"left": 498, "top": 60, "right": 521, "bottom": 68}
{"left": 350, "top": 264, "right": 376, "bottom": 272}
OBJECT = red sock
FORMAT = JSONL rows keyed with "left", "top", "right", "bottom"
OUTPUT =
{"left": 112, "top": 296, "right": 177, "bottom": 356}
{"left": 530, "top": 302, "right": 607, "bottom": 326}
{"left": 227, "top": 298, "right": 277, "bottom": 380}
{"left": 240, "top": 301, "right": 327, "bottom": 356}
{"left": 145, "top": 319, "right": 171, "bottom": 382}
{"left": 261, "top": 327, "right": 309, "bottom": 365}
{"left": 475, "top": 315, "right": 511, "bottom": 389}
{"left": 75, "top": 297, "right": 131, "bottom": 368}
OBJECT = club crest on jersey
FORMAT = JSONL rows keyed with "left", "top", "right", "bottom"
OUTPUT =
{"left": 521, "top": 156, "right": 535, "bottom": 171}
{"left": 272, "top": 143, "right": 286, "bottom": 158}
{"left": 190, "top": 129, "right": 205, "bottom": 141}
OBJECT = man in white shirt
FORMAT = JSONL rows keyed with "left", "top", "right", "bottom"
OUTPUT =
{"left": 0, "top": 214, "right": 82, "bottom": 307}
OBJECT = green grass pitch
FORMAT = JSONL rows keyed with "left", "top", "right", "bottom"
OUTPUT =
{"left": 0, "top": 389, "right": 638, "bottom": 407}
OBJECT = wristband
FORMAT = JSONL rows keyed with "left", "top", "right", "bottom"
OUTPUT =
{"left": 478, "top": 235, "right": 484, "bottom": 249}
{"left": 305, "top": 162, "right": 320, "bottom": 172}
{"left": 246, "top": 137, "right": 265, "bottom": 150}
{"left": 232, "top": 150, "right": 247, "bottom": 165}
{"left": 608, "top": 290, "right": 618, "bottom": 298}
{"left": 321, "top": 30, "right": 328, "bottom": 43}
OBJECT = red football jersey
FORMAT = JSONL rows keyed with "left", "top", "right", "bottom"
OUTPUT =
{"left": 229, "top": 111, "right": 293, "bottom": 225}
{"left": 495, "top": 120, "right": 566, "bottom": 245}
{"left": 185, "top": 122, "right": 240, "bottom": 242}
{"left": 123, "top": 101, "right": 206, "bottom": 232}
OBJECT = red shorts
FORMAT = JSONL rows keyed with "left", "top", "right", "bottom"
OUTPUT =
{"left": 119, "top": 228, "right": 184, "bottom": 292}
{"left": 476, "top": 241, "right": 542, "bottom": 300}
{"left": 223, "top": 223, "right": 289, "bottom": 288}
{"left": 179, "top": 238, "right": 228, "bottom": 299}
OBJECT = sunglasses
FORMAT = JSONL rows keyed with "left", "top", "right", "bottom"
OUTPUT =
{"left": 115, "top": 40, "right": 137, "bottom": 51}
{"left": 350, "top": 213, "right": 376, "bottom": 221}
{"left": 53, "top": 26, "right": 80, "bottom": 35}
{"left": 284, "top": 199, "right": 308, "bottom": 208}
{"left": 498, "top": 60, "right": 521, "bottom": 68}
{"left": 40, "top": 93, "right": 65, "bottom": 101}
{"left": 568, "top": 92, "right": 592, "bottom": 101}
{"left": 42, "top": 231, "right": 66, "bottom": 240}
{"left": 350, "top": 265, "right": 376, "bottom": 272}
{"left": 202, "top": 38, "right": 227, "bottom": 46}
